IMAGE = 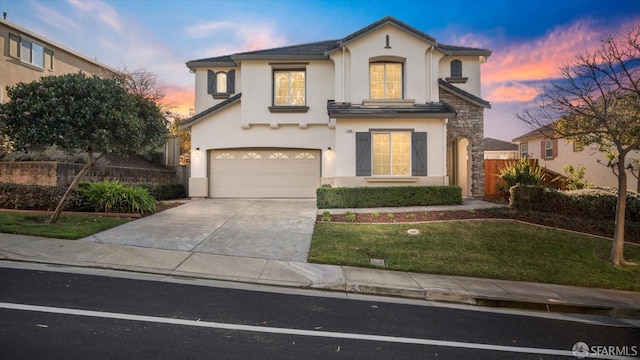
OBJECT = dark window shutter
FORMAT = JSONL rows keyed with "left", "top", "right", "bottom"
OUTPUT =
{"left": 227, "top": 70, "right": 235, "bottom": 94}
{"left": 540, "top": 140, "right": 545, "bottom": 159}
{"left": 207, "top": 70, "right": 216, "bottom": 94}
{"left": 553, "top": 139, "right": 558, "bottom": 158}
{"left": 411, "top": 132, "right": 427, "bottom": 176}
{"left": 355, "top": 132, "right": 371, "bottom": 176}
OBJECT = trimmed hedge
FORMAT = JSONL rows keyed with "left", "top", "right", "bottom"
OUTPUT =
{"left": 317, "top": 185, "right": 462, "bottom": 209}
{"left": 0, "top": 182, "right": 87, "bottom": 211}
{"left": 510, "top": 185, "right": 640, "bottom": 221}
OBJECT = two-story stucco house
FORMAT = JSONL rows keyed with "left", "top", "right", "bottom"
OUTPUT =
{"left": 513, "top": 128, "right": 640, "bottom": 192}
{"left": 180, "top": 17, "right": 491, "bottom": 199}
{"left": 0, "top": 17, "right": 121, "bottom": 103}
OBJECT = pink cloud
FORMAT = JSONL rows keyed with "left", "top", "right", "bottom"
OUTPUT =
{"left": 481, "top": 17, "right": 640, "bottom": 103}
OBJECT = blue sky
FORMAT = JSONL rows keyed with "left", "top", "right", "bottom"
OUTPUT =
{"left": 3, "top": 0, "right": 639, "bottom": 141}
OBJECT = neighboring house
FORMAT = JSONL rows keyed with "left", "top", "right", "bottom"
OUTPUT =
{"left": 0, "top": 17, "right": 121, "bottom": 103}
{"left": 180, "top": 16, "right": 491, "bottom": 198}
{"left": 483, "top": 137, "right": 518, "bottom": 159}
{"left": 512, "top": 128, "right": 640, "bottom": 191}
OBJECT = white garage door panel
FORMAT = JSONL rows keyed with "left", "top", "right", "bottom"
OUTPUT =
{"left": 209, "top": 149, "right": 320, "bottom": 198}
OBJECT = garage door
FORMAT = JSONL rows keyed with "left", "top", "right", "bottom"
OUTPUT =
{"left": 209, "top": 148, "right": 321, "bottom": 198}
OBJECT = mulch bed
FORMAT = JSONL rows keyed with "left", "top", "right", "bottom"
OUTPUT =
{"left": 317, "top": 208, "right": 640, "bottom": 245}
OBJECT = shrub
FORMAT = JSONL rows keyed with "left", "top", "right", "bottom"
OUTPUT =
{"left": 344, "top": 211, "right": 356, "bottom": 222}
{"left": 320, "top": 210, "right": 332, "bottom": 222}
{"left": 498, "top": 158, "right": 544, "bottom": 190}
{"left": 138, "top": 183, "right": 186, "bottom": 200}
{"left": 0, "top": 183, "right": 86, "bottom": 211}
{"left": 316, "top": 186, "right": 462, "bottom": 209}
{"left": 510, "top": 185, "right": 640, "bottom": 221}
{"left": 81, "top": 180, "right": 156, "bottom": 214}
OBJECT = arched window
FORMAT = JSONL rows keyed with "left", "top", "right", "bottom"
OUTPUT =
{"left": 450, "top": 60, "right": 462, "bottom": 78}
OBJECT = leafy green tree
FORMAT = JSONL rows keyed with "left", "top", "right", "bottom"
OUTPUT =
{"left": 518, "top": 26, "right": 640, "bottom": 266}
{"left": 0, "top": 73, "right": 168, "bottom": 223}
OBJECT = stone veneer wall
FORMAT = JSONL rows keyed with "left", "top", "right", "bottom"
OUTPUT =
{"left": 0, "top": 162, "right": 177, "bottom": 187}
{"left": 439, "top": 89, "right": 485, "bottom": 198}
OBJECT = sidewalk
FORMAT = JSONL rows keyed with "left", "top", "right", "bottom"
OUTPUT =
{"left": 1, "top": 233, "right": 639, "bottom": 320}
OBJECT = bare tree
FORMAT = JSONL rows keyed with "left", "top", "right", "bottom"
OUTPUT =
{"left": 119, "top": 66, "right": 166, "bottom": 103}
{"left": 518, "top": 25, "right": 640, "bottom": 266}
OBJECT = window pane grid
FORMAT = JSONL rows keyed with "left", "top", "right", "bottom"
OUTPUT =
{"left": 370, "top": 63, "right": 402, "bottom": 99}
{"left": 274, "top": 71, "right": 305, "bottom": 106}
{"left": 372, "top": 132, "right": 410, "bottom": 176}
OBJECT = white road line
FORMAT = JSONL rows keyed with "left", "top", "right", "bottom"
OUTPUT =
{"left": 0, "top": 302, "right": 631, "bottom": 359}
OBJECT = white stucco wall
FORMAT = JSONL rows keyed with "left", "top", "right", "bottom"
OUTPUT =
{"left": 330, "top": 117, "right": 447, "bottom": 187}
{"left": 340, "top": 25, "right": 432, "bottom": 104}
{"left": 239, "top": 60, "right": 334, "bottom": 128}
{"left": 437, "top": 56, "right": 482, "bottom": 97}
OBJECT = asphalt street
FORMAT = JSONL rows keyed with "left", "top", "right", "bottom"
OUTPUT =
{"left": 1, "top": 264, "right": 638, "bottom": 359}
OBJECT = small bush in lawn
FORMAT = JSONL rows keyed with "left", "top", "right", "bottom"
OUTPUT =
{"left": 81, "top": 180, "right": 156, "bottom": 214}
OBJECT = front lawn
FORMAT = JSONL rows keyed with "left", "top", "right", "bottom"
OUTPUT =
{"left": 309, "top": 221, "right": 640, "bottom": 290}
{"left": 0, "top": 212, "right": 131, "bottom": 239}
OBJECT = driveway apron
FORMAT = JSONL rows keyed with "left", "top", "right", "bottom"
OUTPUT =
{"left": 81, "top": 199, "right": 317, "bottom": 262}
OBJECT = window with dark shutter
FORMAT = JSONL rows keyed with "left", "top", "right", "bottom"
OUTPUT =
{"left": 208, "top": 69, "right": 235, "bottom": 98}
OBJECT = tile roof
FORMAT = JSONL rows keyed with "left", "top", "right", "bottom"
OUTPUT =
{"left": 186, "top": 16, "right": 491, "bottom": 68}
{"left": 483, "top": 137, "right": 518, "bottom": 151}
{"left": 327, "top": 100, "right": 456, "bottom": 118}
{"left": 179, "top": 93, "right": 242, "bottom": 129}
{"left": 512, "top": 123, "right": 558, "bottom": 142}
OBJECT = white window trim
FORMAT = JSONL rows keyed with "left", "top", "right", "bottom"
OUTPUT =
{"left": 545, "top": 140, "right": 554, "bottom": 159}
{"left": 369, "top": 62, "right": 403, "bottom": 100}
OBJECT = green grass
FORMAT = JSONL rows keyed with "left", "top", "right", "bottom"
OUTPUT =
{"left": 309, "top": 221, "right": 640, "bottom": 291}
{"left": 0, "top": 212, "right": 131, "bottom": 240}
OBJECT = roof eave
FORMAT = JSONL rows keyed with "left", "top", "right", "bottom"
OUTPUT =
{"left": 330, "top": 112, "right": 455, "bottom": 119}
{"left": 230, "top": 54, "right": 329, "bottom": 61}
{"left": 186, "top": 60, "right": 237, "bottom": 71}
{"left": 178, "top": 93, "right": 242, "bottom": 129}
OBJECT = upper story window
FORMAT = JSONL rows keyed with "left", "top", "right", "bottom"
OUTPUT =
{"left": 544, "top": 139, "right": 555, "bottom": 159}
{"left": 207, "top": 70, "right": 235, "bottom": 99}
{"left": 450, "top": 60, "right": 462, "bottom": 77}
{"left": 369, "top": 62, "right": 402, "bottom": 99}
{"left": 446, "top": 59, "right": 468, "bottom": 83}
{"left": 274, "top": 70, "right": 305, "bottom": 106}
{"left": 8, "top": 33, "right": 53, "bottom": 70}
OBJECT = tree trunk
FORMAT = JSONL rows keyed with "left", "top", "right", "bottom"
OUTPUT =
{"left": 47, "top": 152, "right": 103, "bottom": 224}
{"left": 610, "top": 157, "right": 628, "bottom": 266}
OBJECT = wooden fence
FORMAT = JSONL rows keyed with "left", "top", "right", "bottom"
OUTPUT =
{"left": 484, "top": 159, "right": 567, "bottom": 201}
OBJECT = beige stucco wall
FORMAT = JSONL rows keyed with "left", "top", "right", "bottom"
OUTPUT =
{"left": 517, "top": 137, "right": 639, "bottom": 191}
{"left": 0, "top": 20, "right": 119, "bottom": 103}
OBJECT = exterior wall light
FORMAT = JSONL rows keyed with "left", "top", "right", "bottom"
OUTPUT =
{"left": 327, "top": 147, "right": 333, "bottom": 155}
{"left": 195, "top": 147, "right": 201, "bottom": 155}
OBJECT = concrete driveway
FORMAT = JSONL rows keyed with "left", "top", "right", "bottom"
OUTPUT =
{"left": 81, "top": 199, "right": 317, "bottom": 262}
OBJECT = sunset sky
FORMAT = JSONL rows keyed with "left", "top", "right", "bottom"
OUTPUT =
{"left": 3, "top": 0, "right": 639, "bottom": 141}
